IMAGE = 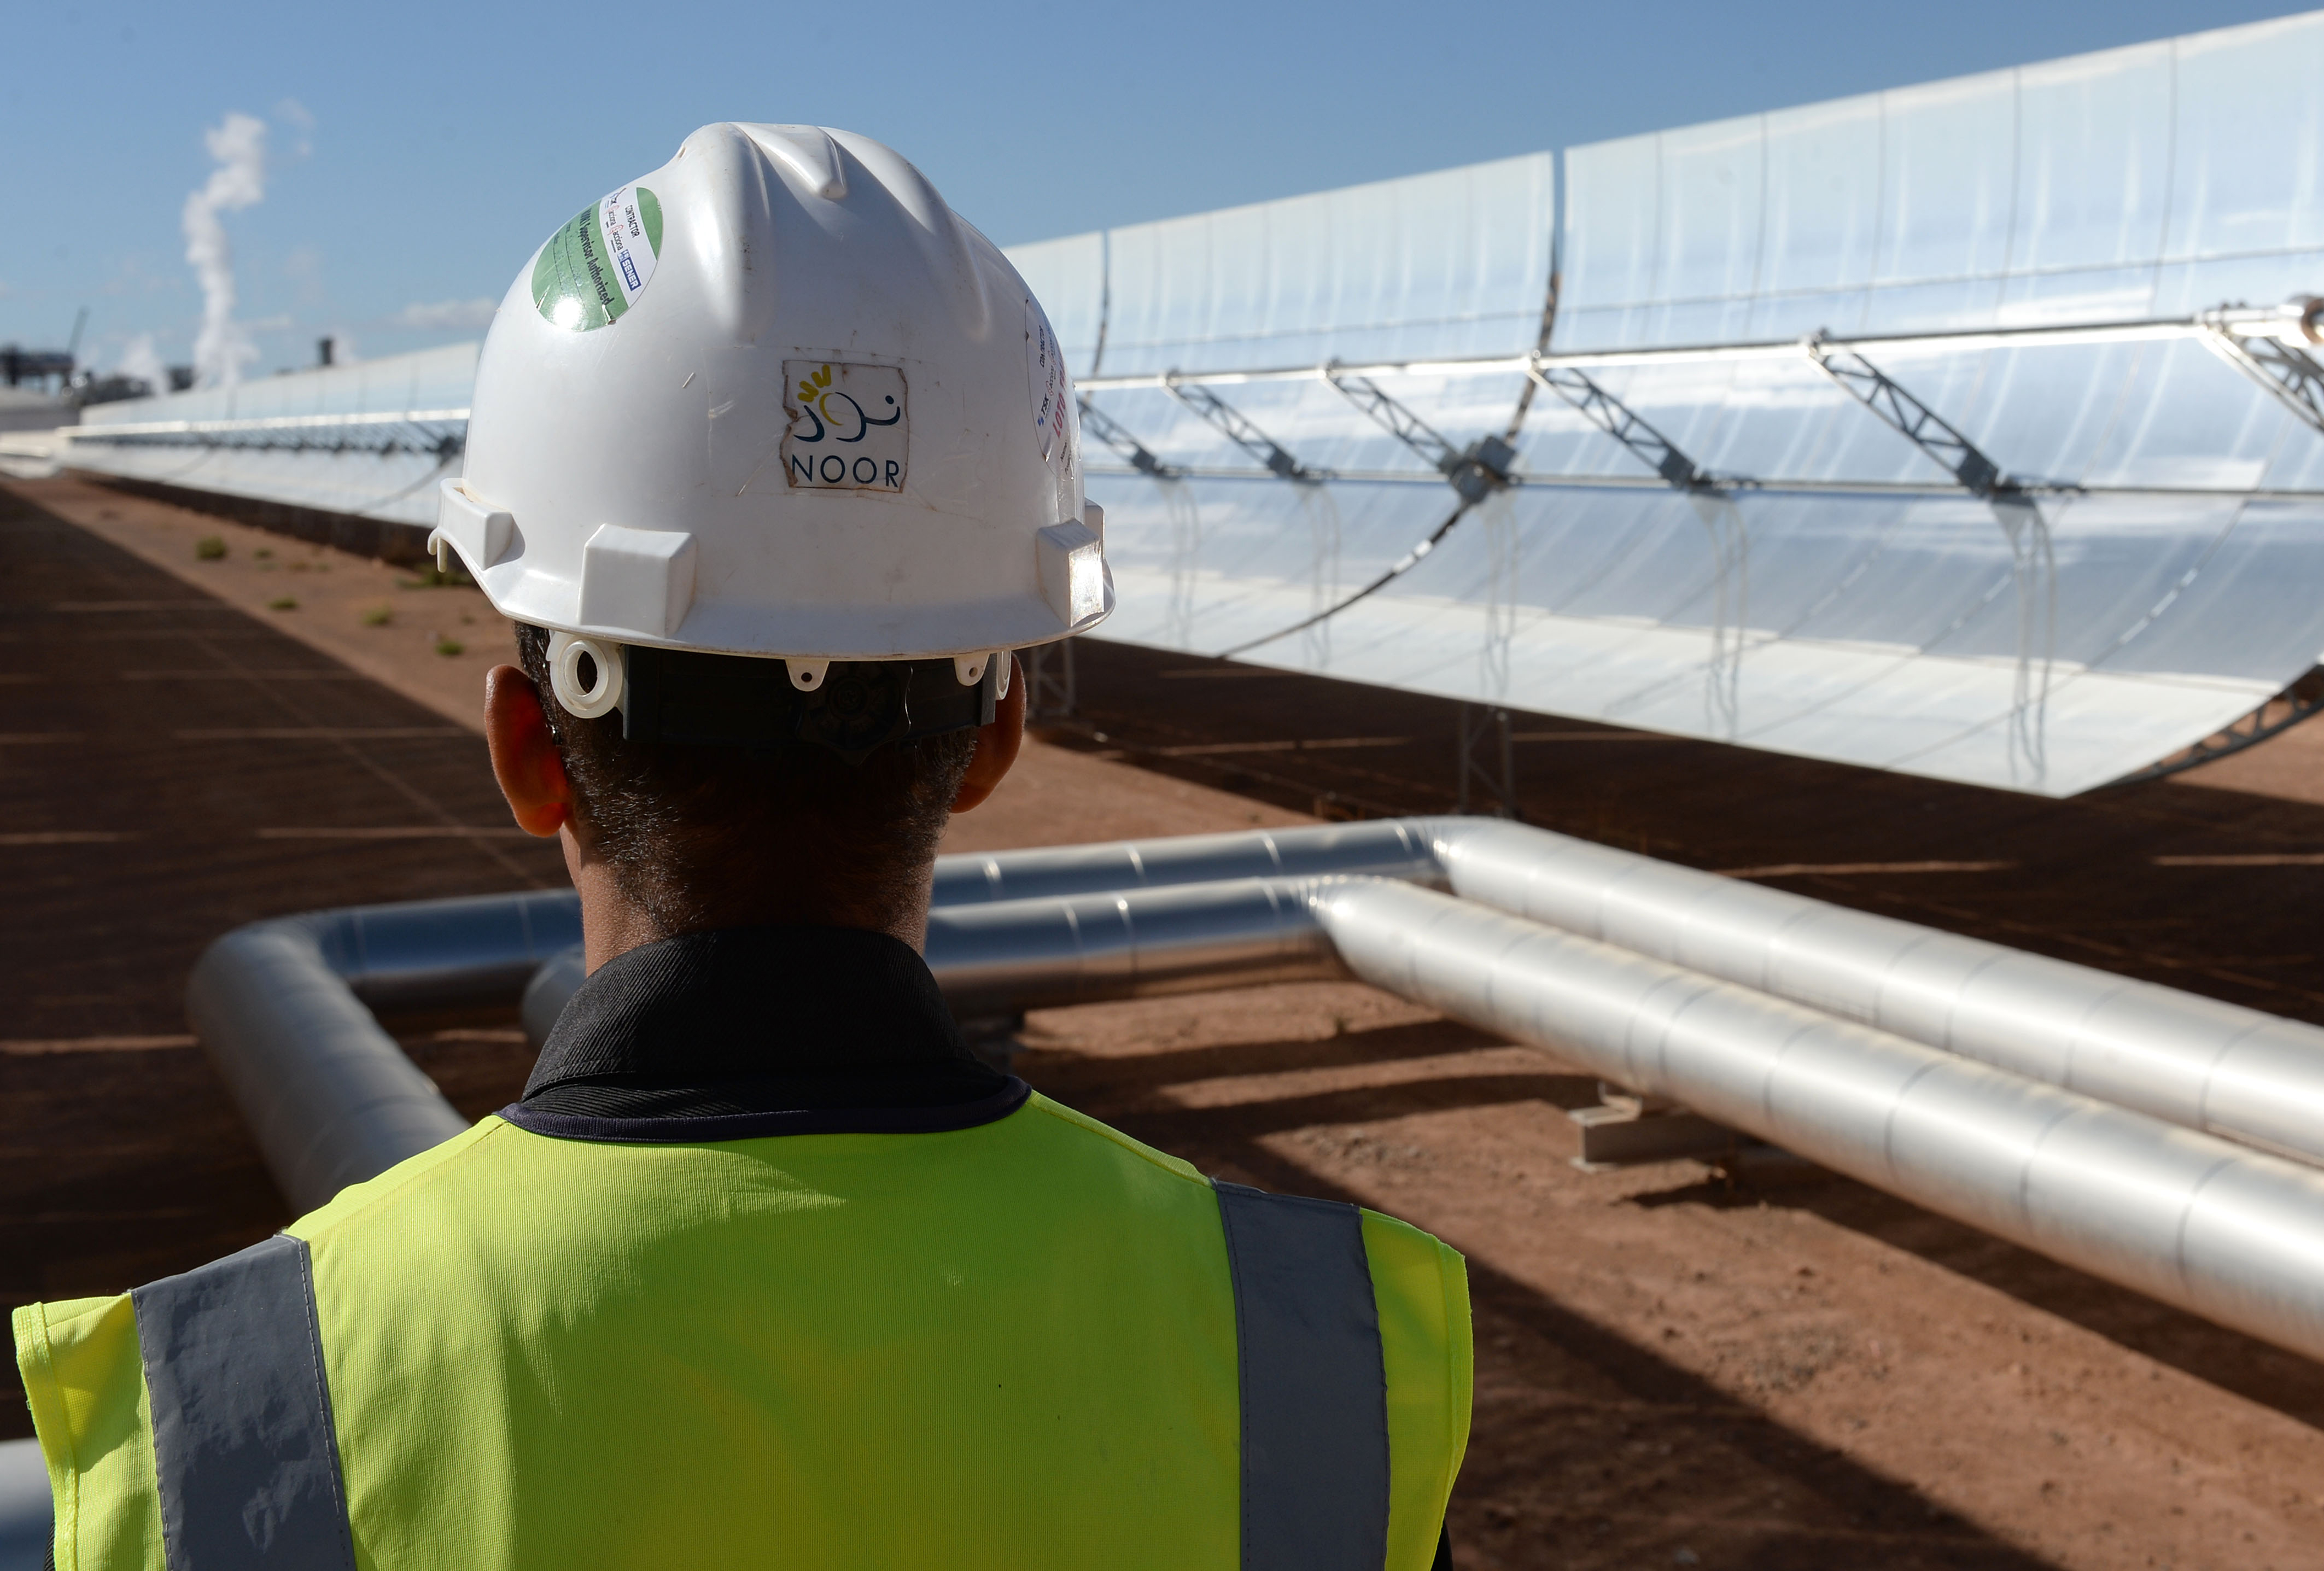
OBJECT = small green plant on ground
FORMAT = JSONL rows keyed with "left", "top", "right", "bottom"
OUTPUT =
{"left": 267, "top": 596, "right": 297, "bottom": 611}
{"left": 255, "top": 547, "right": 273, "bottom": 559}
{"left": 433, "top": 635, "right": 465, "bottom": 657}
{"left": 194, "top": 536, "right": 226, "bottom": 561}
{"left": 361, "top": 604, "right": 394, "bottom": 627}
{"left": 398, "top": 561, "right": 475, "bottom": 589}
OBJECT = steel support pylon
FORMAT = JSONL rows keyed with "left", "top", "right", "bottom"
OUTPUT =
{"left": 1455, "top": 702, "right": 1520, "bottom": 820}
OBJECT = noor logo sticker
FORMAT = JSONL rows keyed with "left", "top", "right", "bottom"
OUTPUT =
{"left": 781, "top": 361, "right": 908, "bottom": 493}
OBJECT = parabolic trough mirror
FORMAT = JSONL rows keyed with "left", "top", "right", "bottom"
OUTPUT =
{"left": 35, "top": 11, "right": 2324, "bottom": 797}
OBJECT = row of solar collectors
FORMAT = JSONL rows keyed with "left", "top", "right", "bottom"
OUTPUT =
{"left": 68, "top": 342, "right": 477, "bottom": 528}
{"left": 1013, "top": 12, "right": 2324, "bottom": 795}
{"left": 65, "top": 10, "right": 2324, "bottom": 793}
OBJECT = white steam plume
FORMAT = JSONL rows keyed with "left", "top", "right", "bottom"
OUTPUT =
{"left": 117, "top": 334, "right": 170, "bottom": 398}
{"left": 182, "top": 112, "right": 267, "bottom": 389}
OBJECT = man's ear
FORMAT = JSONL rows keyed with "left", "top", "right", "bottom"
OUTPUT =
{"left": 484, "top": 664, "right": 574, "bottom": 838}
{"left": 951, "top": 655, "right": 1026, "bottom": 815}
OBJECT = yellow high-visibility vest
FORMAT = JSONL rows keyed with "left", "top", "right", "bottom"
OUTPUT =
{"left": 16, "top": 1093, "right": 1470, "bottom": 1570}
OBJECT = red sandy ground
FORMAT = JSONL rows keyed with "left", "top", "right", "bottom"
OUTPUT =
{"left": 7, "top": 475, "right": 2321, "bottom": 1568}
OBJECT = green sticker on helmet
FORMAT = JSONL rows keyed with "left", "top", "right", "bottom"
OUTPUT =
{"left": 533, "top": 185, "right": 664, "bottom": 331}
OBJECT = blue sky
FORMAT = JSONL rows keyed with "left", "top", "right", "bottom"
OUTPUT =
{"left": 4, "top": 0, "right": 2310, "bottom": 380}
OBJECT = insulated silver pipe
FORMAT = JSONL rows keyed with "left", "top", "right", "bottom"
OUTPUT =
{"left": 185, "top": 863, "right": 2324, "bottom": 1370}
{"left": 1311, "top": 877, "right": 2324, "bottom": 1365}
{"left": 928, "top": 819, "right": 1441, "bottom": 907}
{"left": 201, "top": 878, "right": 1337, "bottom": 1210}
{"left": 930, "top": 816, "right": 2324, "bottom": 1173}
{"left": 518, "top": 878, "right": 1344, "bottom": 1046}
{"left": 0, "top": 1439, "right": 44, "bottom": 1571}
{"left": 1420, "top": 817, "right": 2324, "bottom": 1170}
{"left": 522, "top": 821, "right": 1434, "bottom": 1043}
{"left": 930, "top": 877, "right": 1339, "bottom": 1015}
{"left": 520, "top": 816, "right": 2324, "bottom": 1177}
{"left": 211, "top": 813, "right": 2324, "bottom": 1216}
{"left": 186, "top": 891, "right": 580, "bottom": 1212}
{"left": 281, "top": 820, "right": 1435, "bottom": 950}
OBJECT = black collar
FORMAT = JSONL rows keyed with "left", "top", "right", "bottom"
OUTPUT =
{"left": 500, "top": 925, "right": 1024, "bottom": 1144}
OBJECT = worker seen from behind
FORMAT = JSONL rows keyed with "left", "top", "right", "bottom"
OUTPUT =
{"left": 13, "top": 122, "right": 1471, "bottom": 1570}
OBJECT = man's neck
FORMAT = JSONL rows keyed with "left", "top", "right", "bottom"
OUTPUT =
{"left": 559, "top": 823, "right": 933, "bottom": 973}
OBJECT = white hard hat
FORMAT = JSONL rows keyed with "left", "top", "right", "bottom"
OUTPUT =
{"left": 432, "top": 122, "right": 1110, "bottom": 730}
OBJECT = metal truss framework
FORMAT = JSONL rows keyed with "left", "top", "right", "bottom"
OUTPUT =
{"left": 2200, "top": 311, "right": 2324, "bottom": 439}
{"left": 1091, "top": 363, "right": 1686, "bottom": 504}
{"left": 1078, "top": 302, "right": 2324, "bottom": 503}
{"left": 1076, "top": 306, "right": 2316, "bottom": 391}
{"left": 1077, "top": 461, "right": 2324, "bottom": 503}
{"left": 68, "top": 410, "right": 471, "bottom": 462}
{"left": 1801, "top": 336, "right": 2011, "bottom": 496}
{"left": 1076, "top": 396, "right": 1175, "bottom": 478}
{"left": 2110, "top": 666, "right": 2324, "bottom": 785}
{"left": 1097, "top": 304, "right": 2324, "bottom": 661}
{"left": 1161, "top": 379, "right": 1317, "bottom": 482}
{"left": 1523, "top": 365, "right": 1706, "bottom": 489}
{"left": 1326, "top": 370, "right": 1518, "bottom": 503}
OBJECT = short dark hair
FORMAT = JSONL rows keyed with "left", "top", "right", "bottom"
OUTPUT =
{"left": 515, "top": 624, "right": 977, "bottom": 936}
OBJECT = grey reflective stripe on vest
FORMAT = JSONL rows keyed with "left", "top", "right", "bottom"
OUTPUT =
{"left": 1213, "top": 1181, "right": 1389, "bottom": 1570}
{"left": 131, "top": 1234, "right": 355, "bottom": 1571}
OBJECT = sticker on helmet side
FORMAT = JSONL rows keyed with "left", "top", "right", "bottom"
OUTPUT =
{"left": 1026, "top": 300, "right": 1068, "bottom": 462}
{"left": 781, "top": 361, "right": 908, "bottom": 493}
{"left": 533, "top": 185, "right": 663, "bottom": 332}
